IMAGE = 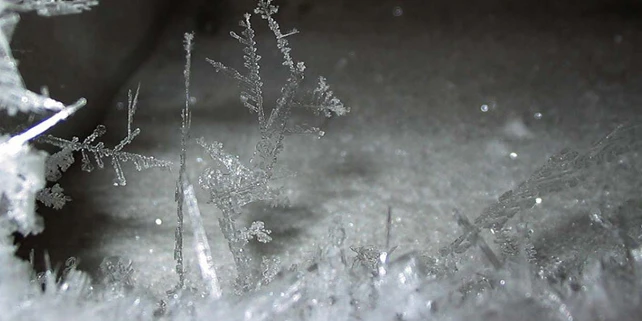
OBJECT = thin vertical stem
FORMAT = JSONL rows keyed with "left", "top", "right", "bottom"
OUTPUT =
{"left": 173, "top": 32, "right": 194, "bottom": 289}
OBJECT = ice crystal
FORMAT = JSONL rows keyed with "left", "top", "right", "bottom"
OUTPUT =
{"left": 350, "top": 208, "right": 398, "bottom": 274}
{"left": 307, "top": 76, "right": 349, "bottom": 118}
{"left": 40, "top": 85, "right": 172, "bottom": 186}
{"left": 350, "top": 245, "right": 381, "bottom": 270}
{"left": 259, "top": 255, "right": 280, "bottom": 285}
{"left": 197, "top": 138, "right": 276, "bottom": 211}
{"left": 183, "top": 183, "right": 222, "bottom": 298}
{"left": 206, "top": 0, "right": 347, "bottom": 175}
{"left": 43, "top": 147, "right": 74, "bottom": 182}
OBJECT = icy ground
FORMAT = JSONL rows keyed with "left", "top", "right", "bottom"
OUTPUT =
{"left": 20, "top": 0, "right": 642, "bottom": 318}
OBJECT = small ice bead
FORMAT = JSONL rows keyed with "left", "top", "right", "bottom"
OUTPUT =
{"left": 533, "top": 112, "right": 542, "bottom": 120}
{"left": 535, "top": 197, "right": 542, "bottom": 204}
{"left": 509, "top": 152, "right": 518, "bottom": 159}
{"left": 480, "top": 104, "right": 489, "bottom": 112}
{"left": 155, "top": 218, "right": 162, "bottom": 225}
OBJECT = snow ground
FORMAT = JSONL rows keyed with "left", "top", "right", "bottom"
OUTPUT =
{"left": 22, "top": 0, "right": 642, "bottom": 306}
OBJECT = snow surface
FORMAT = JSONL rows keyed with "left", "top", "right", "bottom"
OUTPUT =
{"left": 16, "top": 0, "right": 642, "bottom": 319}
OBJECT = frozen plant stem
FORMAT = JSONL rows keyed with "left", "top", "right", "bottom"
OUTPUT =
{"left": 171, "top": 32, "right": 194, "bottom": 291}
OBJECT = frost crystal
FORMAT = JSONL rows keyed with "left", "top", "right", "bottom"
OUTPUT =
{"left": 44, "top": 147, "right": 74, "bottom": 182}
{"left": 308, "top": 76, "right": 349, "bottom": 117}
{"left": 40, "top": 85, "right": 172, "bottom": 186}
{"left": 183, "top": 183, "right": 222, "bottom": 298}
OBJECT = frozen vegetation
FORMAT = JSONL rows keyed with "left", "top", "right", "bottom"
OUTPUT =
{"left": 2, "top": 0, "right": 642, "bottom": 320}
